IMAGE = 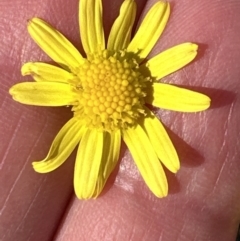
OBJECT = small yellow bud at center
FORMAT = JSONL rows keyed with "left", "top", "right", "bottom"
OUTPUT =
{"left": 73, "top": 51, "right": 150, "bottom": 131}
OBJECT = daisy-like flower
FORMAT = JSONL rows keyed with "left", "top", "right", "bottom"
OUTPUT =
{"left": 9, "top": 0, "right": 210, "bottom": 199}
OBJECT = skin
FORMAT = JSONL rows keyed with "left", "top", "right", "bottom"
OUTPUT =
{"left": 0, "top": 0, "right": 240, "bottom": 240}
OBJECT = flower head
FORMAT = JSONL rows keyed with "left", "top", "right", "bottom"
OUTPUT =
{"left": 9, "top": 0, "right": 210, "bottom": 199}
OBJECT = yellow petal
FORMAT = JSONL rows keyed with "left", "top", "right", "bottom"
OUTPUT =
{"left": 28, "top": 18, "right": 84, "bottom": 70}
{"left": 146, "top": 83, "right": 211, "bottom": 112}
{"left": 140, "top": 108, "right": 179, "bottom": 173}
{"left": 74, "top": 128, "right": 104, "bottom": 199}
{"left": 32, "top": 118, "right": 84, "bottom": 173}
{"left": 127, "top": 1, "right": 170, "bottom": 61}
{"left": 122, "top": 125, "right": 168, "bottom": 198}
{"left": 9, "top": 82, "right": 75, "bottom": 106}
{"left": 93, "top": 130, "right": 121, "bottom": 196}
{"left": 79, "top": 0, "right": 105, "bottom": 54}
{"left": 21, "top": 62, "right": 76, "bottom": 83}
{"left": 142, "top": 43, "right": 198, "bottom": 80}
{"left": 107, "top": 0, "right": 136, "bottom": 50}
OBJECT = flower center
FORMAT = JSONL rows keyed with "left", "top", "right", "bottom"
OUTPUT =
{"left": 72, "top": 51, "right": 150, "bottom": 132}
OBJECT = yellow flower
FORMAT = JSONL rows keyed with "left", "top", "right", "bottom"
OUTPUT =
{"left": 9, "top": 0, "right": 210, "bottom": 199}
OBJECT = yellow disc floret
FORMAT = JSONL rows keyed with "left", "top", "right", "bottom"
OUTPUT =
{"left": 72, "top": 50, "right": 150, "bottom": 132}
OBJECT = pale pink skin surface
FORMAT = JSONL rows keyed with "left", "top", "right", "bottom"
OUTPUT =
{"left": 0, "top": 0, "right": 240, "bottom": 240}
